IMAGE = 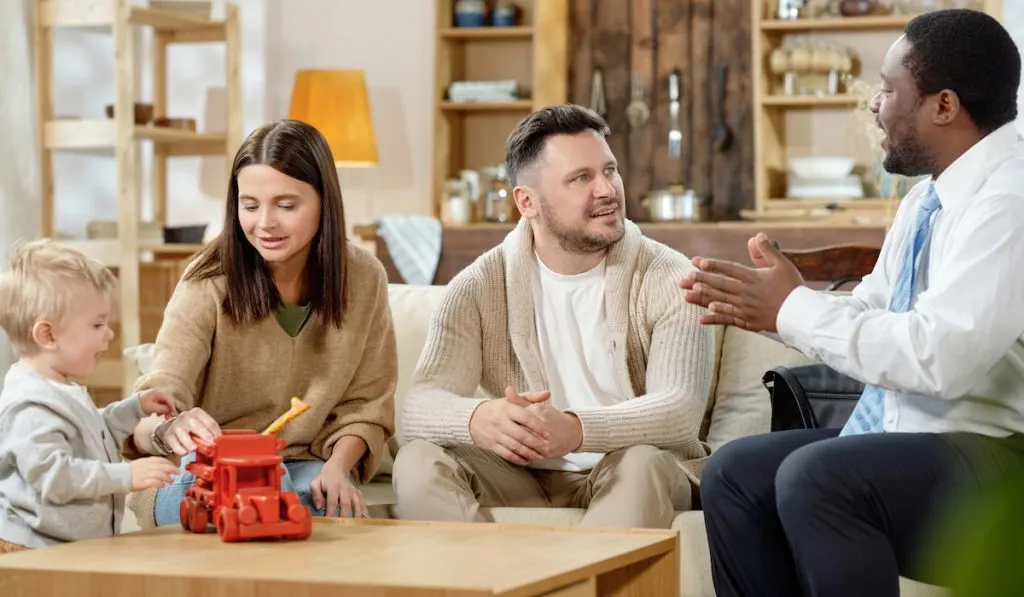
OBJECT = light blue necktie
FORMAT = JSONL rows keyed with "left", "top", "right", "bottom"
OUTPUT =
{"left": 839, "top": 185, "right": 942, "bottom": 436}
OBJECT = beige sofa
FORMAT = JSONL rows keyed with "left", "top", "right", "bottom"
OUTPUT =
{"left": 126, "top": 283, "right": 949, "bottom": 597}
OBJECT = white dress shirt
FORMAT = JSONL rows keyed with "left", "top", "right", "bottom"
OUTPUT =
{"left": 777, "top": 122, "right": 1024, "bottom": 437}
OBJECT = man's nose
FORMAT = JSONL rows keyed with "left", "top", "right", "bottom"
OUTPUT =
{"left": 594, "top": 175, "right": 616, "bottom": 197}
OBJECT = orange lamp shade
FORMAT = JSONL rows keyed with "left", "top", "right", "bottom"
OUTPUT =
{"left": 287, "top": 69, "right": 379, "bottom": 167}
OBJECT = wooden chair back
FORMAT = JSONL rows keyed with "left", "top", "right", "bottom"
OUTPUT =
{"left": 782, "top": 244, "right": 881, "bottom": 291}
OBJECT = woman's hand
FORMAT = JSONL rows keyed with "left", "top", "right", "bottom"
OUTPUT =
{"left": 310, "top": 461, "right": 368, "bottom": 518}
{"left": 160, "top": 407, "right": 222, "bottom": 455}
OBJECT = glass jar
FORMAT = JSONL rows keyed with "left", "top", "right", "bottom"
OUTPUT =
{"left": 483, "top": 164, "right": 516, "bottom": 223}
{"left": 442, "top": 178, "right": 472, "bottom": 225}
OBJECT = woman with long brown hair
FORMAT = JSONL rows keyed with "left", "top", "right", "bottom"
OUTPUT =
{"left": 126, "top": 119, "right": 397, "bottom": 525}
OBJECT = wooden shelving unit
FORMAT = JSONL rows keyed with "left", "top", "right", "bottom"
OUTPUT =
{"left": 33, "top": 0, "right": 242, "bottom": 396}
{"left": 750, "top": 1, "right": 1002, "bottom": 224}
{"left": 431, "top": 0, "right": 569, "bottom": 219}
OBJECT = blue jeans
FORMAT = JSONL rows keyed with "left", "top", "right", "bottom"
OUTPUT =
{"left": 154, "top": 453, "right": 327, "bottom": 526}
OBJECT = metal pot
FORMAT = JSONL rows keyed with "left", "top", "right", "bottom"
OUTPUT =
{"left": 678, "top": 189, "right": 710, "bottom": 222}
{"left": 642, "top": 188, "right": 709, "bottom": 222}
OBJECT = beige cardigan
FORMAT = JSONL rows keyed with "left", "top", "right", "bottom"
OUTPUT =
{"left": 401, "top": 219, "right": 718, "bottom": 484}
{"left": 129, "top": 245, "right": 397, "bottom": 483}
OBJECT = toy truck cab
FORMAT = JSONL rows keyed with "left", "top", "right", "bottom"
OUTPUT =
{"left": 180, "top": 429, "right": 312, "bottom": 542}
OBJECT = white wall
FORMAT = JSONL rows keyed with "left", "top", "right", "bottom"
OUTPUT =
{"left": 264, "top": 0, "right": 436, "bottom": 230}
{"left": 44, "top": 0, "right": 436, "bottom": 241}
{"left": 0, "top": 0, "right": 41, "bottom": 381}
{"left": 1004, "top": 3, "right": 1024, "bottom": 134}
{"left": 48, "top": 0, "right": 267, "bottom": 240}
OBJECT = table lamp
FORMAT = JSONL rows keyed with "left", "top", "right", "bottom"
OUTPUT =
{"left": 287, "top": 69, "right": 378, "bottom": 168}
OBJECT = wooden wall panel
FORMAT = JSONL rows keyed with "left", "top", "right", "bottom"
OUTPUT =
{"left": 568, "top": 0, "right": 753, "bottom": 221}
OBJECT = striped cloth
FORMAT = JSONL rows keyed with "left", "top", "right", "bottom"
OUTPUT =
{"left": 375, "top": 215, "right": 442, "bottom": 285}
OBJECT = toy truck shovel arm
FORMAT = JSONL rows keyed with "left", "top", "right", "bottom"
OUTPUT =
{"left": 261, "top": 397, "right": 310, "bottom": 436}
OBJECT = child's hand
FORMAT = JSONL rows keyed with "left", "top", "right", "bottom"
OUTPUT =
{"left": 129, "top": 457, "right": 180, "bottom": 491}
{"left": 138, "top": 389, "right": 177, "bottom": 417}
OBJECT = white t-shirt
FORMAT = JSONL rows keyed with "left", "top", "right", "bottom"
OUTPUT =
{"left": 529, "top": 254, "right": 626, "bottom": 471}
{"left": 11, "top": 363, "right": 95, "bottom": 410}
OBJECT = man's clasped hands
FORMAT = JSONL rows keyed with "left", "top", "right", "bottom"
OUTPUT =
{"left": 469, "top": 387, "right": 583, "bottom": 465}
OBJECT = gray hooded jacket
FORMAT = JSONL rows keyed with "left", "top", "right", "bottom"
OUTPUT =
{"left": 0, "top": 365, "right": 143, "bottom": 548}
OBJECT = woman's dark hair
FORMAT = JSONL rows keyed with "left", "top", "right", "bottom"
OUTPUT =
{"left": 185, "top": 119, "right": 348, "bottom": 328}
{"left": 903, "top": 9, "right": 1019, "bottom": 134}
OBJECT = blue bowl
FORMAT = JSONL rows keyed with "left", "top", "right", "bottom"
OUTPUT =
{"left": 454, "top": 12, "right": 486, "bottom": 27}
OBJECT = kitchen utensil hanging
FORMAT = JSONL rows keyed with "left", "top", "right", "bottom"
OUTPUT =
{"left": 668, "top": 68, "right": 682, "bottom": 158}
{"left": 712, "top": 63, "right": 733, "bottom": 152}
{"left": 626, "top": 70, "right": 650, "bottom": 128}
{"left": 589, "top": 67, "right": 607, "bottom": 120}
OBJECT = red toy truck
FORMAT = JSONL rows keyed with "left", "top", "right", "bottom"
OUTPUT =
{"left": 179, "top": 429, "right": 312, "bottom": 542}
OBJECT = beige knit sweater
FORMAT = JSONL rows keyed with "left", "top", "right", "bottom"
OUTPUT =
{"left": 129, "top": 245, "right": 397, "bottom": 483}
{"left": 401, "top": 219, "right": 718, "bottom": 484}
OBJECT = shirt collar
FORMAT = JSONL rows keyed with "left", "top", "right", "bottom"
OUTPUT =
{"left": 933, "top": 122, "right": 1022, "bottom": 210}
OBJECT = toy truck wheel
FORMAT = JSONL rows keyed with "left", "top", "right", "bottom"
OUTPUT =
{"left": 179, "top": 499, "right": 189, "bottom": 530}
{"left": 190, "top": 502, "right": 209, "bottom": 532}
{"left": 180, "top": 498, "right": 207, "bottom": 533}
{"left": 216, "top": 508, "right": 241, "bottom": 542}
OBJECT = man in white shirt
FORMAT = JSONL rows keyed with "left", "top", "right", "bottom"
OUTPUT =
{"left": 393, "top": 105, "right": 717, "bottom": 528}
{"left": 680, "top": 9, "right": 1024, "bottom": 597}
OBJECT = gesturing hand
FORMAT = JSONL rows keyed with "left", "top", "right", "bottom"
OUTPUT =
{"left": 505, "top": 388, "right": 582, "bottom": 460}
{"left": 678, "top": 232, "right": 805, "bottom": 333}
{"left": 311, "top": 463, "right": 369, "bottom": 518}
{"left": 469, "top": 388, "right": 551, "bottom": 465}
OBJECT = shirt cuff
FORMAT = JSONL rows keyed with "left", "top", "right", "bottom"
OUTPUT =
{"left": 776, "top": 286, "right": 831, "bottom": 353}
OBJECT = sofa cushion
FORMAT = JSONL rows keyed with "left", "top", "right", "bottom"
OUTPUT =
{"left": 383, "top": 284, "right": 452, "bottom": 472}
{"left": 704, "top": 328, "right": 814, "bottom": 452}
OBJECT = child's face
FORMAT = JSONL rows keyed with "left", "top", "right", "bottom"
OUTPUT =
{"left": 49, "top": 288, "right": 115, "bottom": 380}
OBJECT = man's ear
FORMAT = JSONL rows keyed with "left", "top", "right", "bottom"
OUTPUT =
{"left": 31, "top": 320, "right": 58, "bottom": 350}
{"left": 513, "top": 185, "right": 538, "bottom": 219}
{"left": 932, "top": 89, "right": 960, "bottom": 126}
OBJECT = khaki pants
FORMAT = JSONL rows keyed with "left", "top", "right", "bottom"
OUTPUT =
{"left": 392, "top": 440, "right": 691, "bottom": 529}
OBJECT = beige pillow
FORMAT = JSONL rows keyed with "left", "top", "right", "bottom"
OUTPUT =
{"left": 705, "top": 328, "right": 814, "bottom": 452}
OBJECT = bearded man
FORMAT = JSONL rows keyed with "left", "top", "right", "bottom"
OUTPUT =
{"left": 680, "top": 9, "right": 1024, "bottom": 597}
{"left": 392, "top": 104, "right": 716, "bottom": 529}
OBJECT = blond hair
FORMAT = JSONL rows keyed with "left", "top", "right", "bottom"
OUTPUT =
{"left": 0, "top": 239, "right": 117, "bottom": 355}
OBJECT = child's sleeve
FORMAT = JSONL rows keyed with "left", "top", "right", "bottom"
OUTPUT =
{"left": 2, "top": 402, "right": 132, "bottom": 504}
{"left": 99, "top": 393, "right": 145, "bottom": 448}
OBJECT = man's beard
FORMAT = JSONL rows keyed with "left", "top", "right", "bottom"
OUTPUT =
{"left": 538, "top": 195, "right": 624, "bottom": 254}
{"left": 881, "top": 112, "right": 932, "bottom": 177}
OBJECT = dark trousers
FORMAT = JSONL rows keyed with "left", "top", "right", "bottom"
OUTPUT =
{"left": 702, "top": 428, "right": 1024, "bottom": 597}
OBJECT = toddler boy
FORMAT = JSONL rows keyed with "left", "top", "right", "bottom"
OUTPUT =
{"left": 0, "top": 239, "right": 180, "bottom": 551}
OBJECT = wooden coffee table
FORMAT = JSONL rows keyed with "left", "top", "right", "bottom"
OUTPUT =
{"left": 0, "top": 518, "right": 679, "bottom": 596}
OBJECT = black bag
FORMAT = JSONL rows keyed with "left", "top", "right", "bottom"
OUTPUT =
{"left": 762, "top": 364, "right": 865, "bottom": 431}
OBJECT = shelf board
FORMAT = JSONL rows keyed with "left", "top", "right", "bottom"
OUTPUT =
{"left": 39, "top": 1, "right": 225, "bottom": 40}
{"left": 440, "top": 100, "right": 533, "bottom": 112}
{"left": 57, "top": 239, "right": 205, "bottom": 268}
{"left": 43, "top": 119, "right": 227, "bottom": 154}
{"left": 760, "top": 14, "right": 914, "bottom": 31}
{"left": 765, "top": 198, "right": 899, "bottom": 210}
{"left": 439, "top": 26, "right": 532, "bottom": 40}
{"left": 761, "top": 95, "right": 863, "bottom": 107}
